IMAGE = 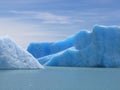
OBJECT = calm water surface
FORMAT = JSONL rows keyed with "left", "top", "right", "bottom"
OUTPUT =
{"left": 0, "top": 67, "right": 120, "bottom": 90}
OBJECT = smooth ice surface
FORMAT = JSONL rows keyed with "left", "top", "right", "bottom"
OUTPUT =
{"left": 0, "top": 36, "right": 43, "bottom": 69}
{"left": 27, "top": 36, "right": 74, "bottom": 58}
{"left": 0, "top": 67, "right": 120, "bottom": 90}
{"left": 37, "top": 25, "right": 120, "bottom": 67}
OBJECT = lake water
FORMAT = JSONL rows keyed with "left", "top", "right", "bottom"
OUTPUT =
{"left": 0, "top": 67, "right": 120, "bottom": 90}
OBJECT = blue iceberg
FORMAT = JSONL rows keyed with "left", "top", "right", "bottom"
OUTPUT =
{"left": 28, "top": 25, "right": 120, "bottom": 67}
{"left": 27, "top": 36, "right": 74, "bottom": 58}
{"left": 0, "top": 36, "right": 43, "bottom": 69}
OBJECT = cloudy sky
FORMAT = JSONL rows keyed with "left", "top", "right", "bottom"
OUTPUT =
{"left": 0, "top": 0, "right": 119, "bottom": 48}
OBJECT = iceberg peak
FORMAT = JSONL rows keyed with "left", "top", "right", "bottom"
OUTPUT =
{"left": 0, "top": 36, "right": 44, "bottom": 69}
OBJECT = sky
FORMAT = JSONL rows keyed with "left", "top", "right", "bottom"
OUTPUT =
{"left": 0, "top": 0, "right": 119, "bottom": 48}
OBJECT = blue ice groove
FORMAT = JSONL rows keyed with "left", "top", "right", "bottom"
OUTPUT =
{"left": 27, "top": 36, "right": 74, "bottom": 58}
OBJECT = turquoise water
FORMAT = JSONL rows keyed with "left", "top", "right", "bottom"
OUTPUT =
{"left": 0, "top": 67, "right": 120, "bottom": 90}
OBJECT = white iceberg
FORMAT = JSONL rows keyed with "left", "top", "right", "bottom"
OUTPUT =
{"left": 0, "top": 36, "right": 43, "bottom": 69}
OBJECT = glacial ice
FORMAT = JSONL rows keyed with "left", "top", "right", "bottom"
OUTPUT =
{"left": 0, "top": 36, "right": 43, "bottom": 69}
{"left": 27, "top": 36, "right": 74, "bottom": 58}
{"left": 28, "top": 25, "right": 120, "bottom": 67}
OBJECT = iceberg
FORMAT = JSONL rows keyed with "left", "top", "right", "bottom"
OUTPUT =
{"left": 0, "top": 36, "right": 43, "bottom": 69}
{"left": 29, "top": 25, "right": 120, "bottom": 67}
{"left": 27, "top": 36, "right": 74, "bottom": 58}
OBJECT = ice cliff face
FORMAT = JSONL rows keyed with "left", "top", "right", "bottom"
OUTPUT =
{"left": 28, "top": 25, "right": 120, "bottom": 67}
{"left": 0, "top": 37, "right": 43, "bottom": 69}
{"left": 27, "top": 36, "right": 74, "bottom": 58}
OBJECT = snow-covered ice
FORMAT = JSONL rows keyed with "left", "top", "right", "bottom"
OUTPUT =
{"left": 29, "top": 25, "right": 120, "bottom": 67}
{"left": 0, "top": 36, "right": 43, "bottom": 69}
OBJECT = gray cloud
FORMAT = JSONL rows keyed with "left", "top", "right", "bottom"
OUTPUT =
{"left": 9, "top": 10, "right": 84, "bottom": 24}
